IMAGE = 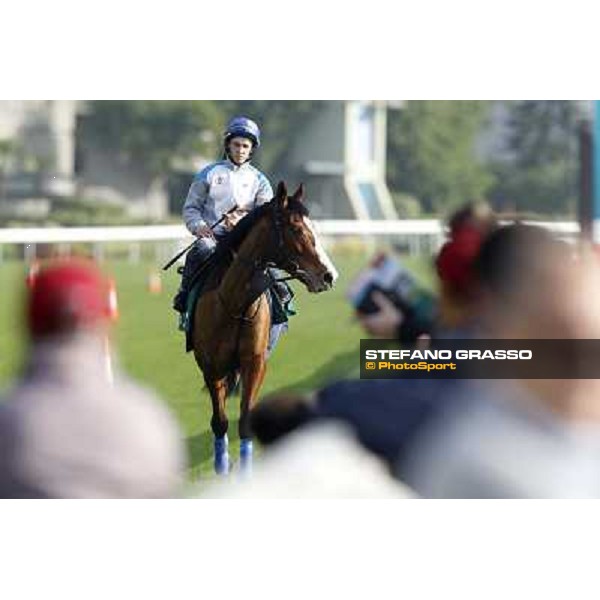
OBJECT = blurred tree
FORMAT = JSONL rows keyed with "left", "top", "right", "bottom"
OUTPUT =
{"left": 487, "top": 101, "right": 578, "bottom": 215}
{"left": 0, "top": 138, "right": 18, "bottom": 201}
{"left": 387, "top": 101, "right": 494, "bottom": 214}
{"left": 83, "top": 101, "right": 224, "bottom": 176}
{"left": 221, "top": 101, "right": 325, "bottom": 172}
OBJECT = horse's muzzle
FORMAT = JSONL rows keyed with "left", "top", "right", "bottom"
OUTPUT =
{"left": 304, "top": 270, "right": 336, "bottom": 293}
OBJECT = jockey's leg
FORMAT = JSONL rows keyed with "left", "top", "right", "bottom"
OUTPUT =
{"left": 268, "top": 268, "right": 294, "bottom": 314}
{"left": 172, "top": 238, "right": 217, "bottom": 313}
{"left": 267, "top": 322, "right": 288, "bottom": 358}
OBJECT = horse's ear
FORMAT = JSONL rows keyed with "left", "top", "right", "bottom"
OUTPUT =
{"left": 275, "top": 181, "right": 288, "bottom": 209}
{"left": 292, "top": 183, "right": 305, "bottom": 202}
{"left": 275, "top": 181, "right": 288, "bottom": 200}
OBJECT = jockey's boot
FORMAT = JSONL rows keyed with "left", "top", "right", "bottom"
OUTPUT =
{"left": 172, "top": 262, "right": 191, "bottom": 313}
{"left": 270, "top": 277, "right": 296, "bottom": 323}
{"left": 173, "top": 287, "right": 188, "bottom": 313}
{"left": 172, "top": 287, "right": 188, "bottom": 314}
{"left": 272, "top": 280, "right": 293, "bottom": 306}
{"left": 239, "top": 438, "right": 253, "bottom": 479}
{"left": 213, "top": 434, "right": 230, "bottom": 476}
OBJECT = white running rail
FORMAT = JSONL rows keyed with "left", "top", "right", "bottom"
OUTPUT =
{"left": 0, "top": 220, "right": 580, "bottom": 244}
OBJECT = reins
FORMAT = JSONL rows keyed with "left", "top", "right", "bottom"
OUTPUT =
{"left": 214, "top": 200, "right": 305, "bottom": 321}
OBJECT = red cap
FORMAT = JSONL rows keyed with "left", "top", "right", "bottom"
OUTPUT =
{"left": 436, "top": 225, "right": 485, "bottom": 297}
{"left": 27, "top": 259, "right": 110, "bottom": 338}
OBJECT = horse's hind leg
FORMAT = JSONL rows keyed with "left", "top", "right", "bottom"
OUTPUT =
{"left": 238, "top": 355, "right": 267, "bottom": 476}
{"left": 206, "top": 376, "right": 230, "bottom": 476}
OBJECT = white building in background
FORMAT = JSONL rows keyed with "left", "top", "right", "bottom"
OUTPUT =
{"left": 274, "top": 100, "right": 398, "bottom": 220}
{"left": 0, "top": 100, "right": 400, "bottom": 222}
{"left": 0, "top": 100, "right": 168, "bottom": 220}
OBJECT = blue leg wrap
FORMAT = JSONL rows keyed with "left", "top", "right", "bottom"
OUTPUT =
{"left": 213, "top": 434, "right": 230, "bottom": 476}
{"left": 239, "top": 438, "right": 253, "bottom": 478}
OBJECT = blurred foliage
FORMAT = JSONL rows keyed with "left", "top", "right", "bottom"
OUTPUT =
{"left": 391, "top": 192, "right": 422, "bottom": 218}
{"left": 387, "top": 101, "right": 494, "bottom": 213}
{"left": 49, "top": 197, "right": 128, "bottom": 226}
{"left": 0, "top": 138, "right": 15, "bottom": 163}
{"left": 221, "top": 101, "right": 326, "bottom": 172}
{"left": 82, "top": 100, "right": 324, "bottom": 179}
{"left": 0, "top": 197, "right": 158, "bottom": 227}
{"left": 387, "top": 100, "right": 579, "bottom": 217}
{"left": 79, "top": 100, "right": 580, "bottom": 218}
{"left": 486, "top": 101, "right": 578, "bottom": 215}
{"left": 83, "top": 101, "right": 224, "bottom": 176}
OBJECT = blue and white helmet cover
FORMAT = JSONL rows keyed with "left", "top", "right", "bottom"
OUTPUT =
{"left": 224, "top": 116, "right": 261, "bottom": 147}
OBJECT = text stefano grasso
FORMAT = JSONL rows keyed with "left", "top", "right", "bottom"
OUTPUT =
{"left": 364, "top": 349, "right": 533, "bottom": 361}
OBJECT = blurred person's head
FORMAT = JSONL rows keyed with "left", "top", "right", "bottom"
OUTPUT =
{"left": 251, "top": 393, "right": 318, "bottom": 446}
{"left": 435, "top": 202, "right": 497, "bottom": 329}
{"left": 26, "top": 259, "right": 110, "bottom": 343}
{"left": 446, "top": 201, "right": 495, "bottom": 237}
{"left": 473, "top": 224, "right": 579, "bottom": 339}
{"left": 473, "top": 224, "right": 600, "bottom": 420}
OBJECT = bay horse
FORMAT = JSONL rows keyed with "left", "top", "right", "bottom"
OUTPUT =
{"left": 192, "top": 181, "right": 338, "bottom": 475}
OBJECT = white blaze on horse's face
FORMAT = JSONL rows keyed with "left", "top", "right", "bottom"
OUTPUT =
{"left": 303, "top": 216, "right": 339, "bottom": 288}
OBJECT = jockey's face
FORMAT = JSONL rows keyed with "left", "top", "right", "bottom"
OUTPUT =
{"left": 227, "top": 137, "right": 253, "bottom": 165}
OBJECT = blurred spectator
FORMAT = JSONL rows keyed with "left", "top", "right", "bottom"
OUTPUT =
{"left": 434, "top": 201, "right": 496, "bottom": 335}
{"left": 357, "top": 201, "right": 496, "bottom": 340}
{"left": 402, "top": 226, "right": 600, "bottom": 498}
{"left": 0, "top": 259, "right": 186, "bottom": 498}
{"left": 252, "top": 377, "right": 463, "bottom": 473}
{"left": 250, "top": 203, "right": 497, "bottom": 472}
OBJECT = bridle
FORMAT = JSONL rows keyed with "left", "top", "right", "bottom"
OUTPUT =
{"left": 265, "top": 199, "right": 311, "bottom": 283}
{"left": 216, "top": 200, "right": 308, "bottom": 321}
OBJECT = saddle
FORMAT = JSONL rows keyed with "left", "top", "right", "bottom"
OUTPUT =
{"left": 180, "top": 254, "right": 296, "bottom": 352}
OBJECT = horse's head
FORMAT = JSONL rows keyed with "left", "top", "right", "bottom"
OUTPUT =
{"left": 268, "top": 181, "right": 338, "bottom": 293}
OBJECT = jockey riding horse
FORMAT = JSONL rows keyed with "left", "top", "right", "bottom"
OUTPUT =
{"left": 173, "top": 116, "right": 294, "bottom": 351}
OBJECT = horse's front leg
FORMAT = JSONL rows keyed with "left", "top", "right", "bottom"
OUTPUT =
{"left": 238, "top": 354, "right": 267, "bottom": 476}
{"left": 206, "top": 376, "right": 231, "bottom": 476}
{"left": 238, "top": 300, "right": 270, "bottom": 476}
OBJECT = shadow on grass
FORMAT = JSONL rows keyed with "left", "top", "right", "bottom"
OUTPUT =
{"left": 269, "top": 345, "right": 360, "bottom": 397}
{"left": 186, "top": 429, "right": 215, "bottom": 474}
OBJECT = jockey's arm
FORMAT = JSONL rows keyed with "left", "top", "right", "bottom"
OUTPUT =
{"left": 254, "top": 172, "right": 274, "bottom": 206}
{"left": 182, "top": 177, "right": 210, "bottom": 236}
{"left": 222, "top": 172, "right": 274, "bottom": 231}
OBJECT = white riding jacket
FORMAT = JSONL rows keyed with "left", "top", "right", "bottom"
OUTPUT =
{"left": 183, "top": 159, "right": 273, "bottom": 237}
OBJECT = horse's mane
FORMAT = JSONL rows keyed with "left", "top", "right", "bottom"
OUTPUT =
{"left": 215, "top": 196, "right": 309, "bottom": 258}
{"left": 204, "top": 196, "right": 309, "bottom": 290}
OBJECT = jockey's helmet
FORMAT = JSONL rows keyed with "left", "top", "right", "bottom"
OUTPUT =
{"left": 223, "top": 116, "right": 261, "bottom": 148}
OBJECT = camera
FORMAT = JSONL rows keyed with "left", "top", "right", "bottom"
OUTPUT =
{"left": 347, "top": 253, "right": 438, "bottom": 341}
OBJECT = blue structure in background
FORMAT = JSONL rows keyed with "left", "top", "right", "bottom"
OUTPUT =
{"left": 593, "top": 101, "right": 600, "bottom": 242}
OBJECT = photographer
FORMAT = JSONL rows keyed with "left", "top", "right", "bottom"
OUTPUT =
{"left": 357, "top": 202, "right": 496, "bottom": 342}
